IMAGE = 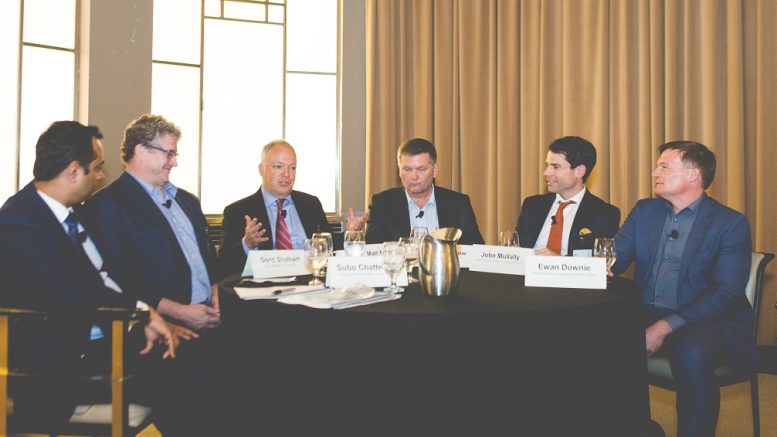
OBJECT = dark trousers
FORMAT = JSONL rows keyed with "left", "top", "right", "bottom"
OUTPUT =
{"left": 644, "top": 306, "right": 727, "bottom": 437}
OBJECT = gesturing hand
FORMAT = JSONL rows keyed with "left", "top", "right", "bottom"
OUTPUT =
{"left": 244, "top": 215, "right": 269, "bottom": 248}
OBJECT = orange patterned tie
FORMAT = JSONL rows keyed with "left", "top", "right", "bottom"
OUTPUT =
{"left": 547, "top": 200, "right": 576, "bottom": 254}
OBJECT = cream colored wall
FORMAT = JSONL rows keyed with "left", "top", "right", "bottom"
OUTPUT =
{"left": 79, "top": 0, "right": 367, "bottom": 216}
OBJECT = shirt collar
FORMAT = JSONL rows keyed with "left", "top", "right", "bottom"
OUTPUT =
{"left": 261, "top": 187, "right": 294, "bottom": 208}
{"left": 405, "top": 185, "right": 436, "bottom": 209}
{"left": 126, "top": 171, "right": 178, "bottom": 201}
{"left": 663, "top": 193, "right": 705, "bottom": 216}
{"left": 36, "top": 189, "right": 71, "bottom": 223}
{"left": 554, "top": 187, "right": 587, "bottom": 204}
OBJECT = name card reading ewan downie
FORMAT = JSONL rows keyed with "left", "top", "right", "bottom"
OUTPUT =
{"left": 247, "top": 250, "right": 310, "bottom": 279}
{"left": 326, "top": 256, "right": 408, "bottom": 288}
{"left": 467, "top": 245, "right": 535, "bottom": 275}
{"left": 524, "top": 255, "right": 606, "bottom": 289}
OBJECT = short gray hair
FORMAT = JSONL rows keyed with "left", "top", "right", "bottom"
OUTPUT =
{"left": 260, "top": 139, "right": 294, "bottom": 163}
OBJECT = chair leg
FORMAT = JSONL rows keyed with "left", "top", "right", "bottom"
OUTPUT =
{"left": 751, "top": 376, "right": 760, "bottom": 437}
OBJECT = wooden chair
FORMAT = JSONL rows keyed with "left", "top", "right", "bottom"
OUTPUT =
{"left": 646, "top": 252, "right": 774, "bottom": 437}
{"left": 0, "top": 307, "right": 154, "bottom": 437}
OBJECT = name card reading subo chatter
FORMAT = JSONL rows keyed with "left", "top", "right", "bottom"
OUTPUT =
{"left": 248, "top": 250, "right": 311, "bottom": 279}
{"left": 467, "top": 245, "right": 535, "bottom": 275}
{"left": 524, "top": 255, "right": 607, "bottom": 289}
{"left": 326, "top": 256, "right": 408, "bottom": 288}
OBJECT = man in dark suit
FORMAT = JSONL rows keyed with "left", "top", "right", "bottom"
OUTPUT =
{"left": 516, "top": 136, "right": 620, "bottom": 256}
{"left": 218, "top": 139, "right": 334, "bottom": 279}
{"left": 83, "top": 114, "right": 219, "bottom": 436}
{"left": 613, "top": 141, "right": 755, "bottom": 437}
{"left": 365, "top": 138, "right": 484, "bottom": 245}
{"left": 0, "top": 121, "right": 175, "bottom": 429}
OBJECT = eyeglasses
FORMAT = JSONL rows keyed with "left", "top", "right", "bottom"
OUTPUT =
{"left": 144, "top": 144, "right": 179, "bottom": 159}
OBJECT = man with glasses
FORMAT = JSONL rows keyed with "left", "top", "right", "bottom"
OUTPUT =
{"left": 84, "top": 114, "right": 220, "bottom": 437}
{"left": 365, "top": 138, "right": 484, "bottom": 244}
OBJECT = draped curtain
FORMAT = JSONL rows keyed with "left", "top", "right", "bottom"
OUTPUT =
{"left": 365, "top": 0, "right": 777, "bottom": 343}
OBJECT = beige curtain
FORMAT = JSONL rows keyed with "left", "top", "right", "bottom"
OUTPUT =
{"left": 365, "top": 0, "right": 777, "bottom": 343}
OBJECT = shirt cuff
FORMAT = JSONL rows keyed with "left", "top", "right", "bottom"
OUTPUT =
{"left": 663, "top": 314, "right": 686, "bottom": 332}
{"left": 136, "top": 300, "right": 149, "bottom": 310}
{"left": 242, "top": 237, "right": 251, "bottom": 255}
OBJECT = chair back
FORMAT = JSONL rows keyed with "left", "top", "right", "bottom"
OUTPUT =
{"left": 747, "top": 252, "right": 775, "bottom": 337}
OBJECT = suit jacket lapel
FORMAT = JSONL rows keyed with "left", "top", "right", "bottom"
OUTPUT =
{"left": 678, "top": 195, "right": 712, "bottom": 281}
{"left": 643, "top": 200, "right": 670, "bottom": 281}
{"left": 292, "top": 191, "right": 318, "bottom": 237}
{"left": 255, "top": 188, "right": 274, "bottom": 249}
{"left": 393, "top": 189, "right": 411, "bottom": 237}
{"left": 531, "top": 194, "right": 556, "bottom": 244}
{"left": 567, "top": 191, "right": 592, "bottom": 253}
{"left": 23, "top": 183, "right": 75, "bottom": 250}
{"left": 118, "top": 173, "right": 171, "bottom": 230}
{"left": 435, "top": 187, "right": 453, "bottom": 228}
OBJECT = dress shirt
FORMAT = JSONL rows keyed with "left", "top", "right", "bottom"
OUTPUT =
{"left": 644, "top": 197, "right": 701, "bottom": 331}
{"left": 405, "top": 187, "right": 440, "bottom": 232}
{"left": 128, "top": 173, "right": 212, "bottom": 304}
{"left": 247, "top": 188, "right": 307, "bottom": 251}
{"left": 533, "top": 188, "right": 587, "bottom": 254}
{"left": 37, "top": 189, "right": 124, "bottom": 339}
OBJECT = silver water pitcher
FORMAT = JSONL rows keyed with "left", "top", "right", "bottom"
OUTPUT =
{"left": 418, "top": 227, "right": 463, "bottom": 297}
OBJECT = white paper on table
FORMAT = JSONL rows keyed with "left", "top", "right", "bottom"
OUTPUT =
{"left": 524, "top": 255, "right": 607, "bottom": 289}
{"left": 467, "top": 245, "right": 534, "bottom": 275}
{"left": 326, "top": 256, "right": 408, "bottom": 288}
{"left": 233, "top": 284, "right": 328, "bottom": 300}
{"left": 243, "top": 250, "right": 311, "bottom": 279}
{"left": 278, "top": 288, "right": 401, "bottom": 309}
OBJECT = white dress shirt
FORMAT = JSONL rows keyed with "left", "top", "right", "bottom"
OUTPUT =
{"left": 532, "top": 187, "right": 587, "bottom": 255}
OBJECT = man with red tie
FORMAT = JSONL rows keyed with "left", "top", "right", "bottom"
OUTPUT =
{"left": 516, "top": 136, "right": 620, "bottom": 256}
{"left": 218, "top": 140, "right": 332, "bottom": 279}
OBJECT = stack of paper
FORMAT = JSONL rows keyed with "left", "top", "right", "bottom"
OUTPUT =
{"left": 278, "top": 288, "right": 401, "bottom": 309}
{"left": 233, "top": 280, "right": 328, "bottom": 300}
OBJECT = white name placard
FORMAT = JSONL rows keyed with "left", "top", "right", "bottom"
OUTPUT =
{"left": 524, "top": 255, "right": 607, "bottom": 289}
{"left": 467, "top": 245, "right": 535, "bottom": 275}
{"left": 456, "top": 244, "right": 473, "bottom": 268}
{"left": 246, "top": 250, "right": 311, "bottom": 279}
{"left": 326, "top": 256, "right": 408, "bottom": 288}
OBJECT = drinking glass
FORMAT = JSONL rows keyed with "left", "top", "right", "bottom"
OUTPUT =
{"left": 343, "top": 230, "right": 366, "bottom": 257}
{"left": 304, "top": 237, "right": 330, "bottom": 285}
{"left": 410, "top": 227, "right": 429, "bottom": 242}
{"left": 594, "top": 238, "right": 617, "bottom": 275}
{"left": 499, "top": 230, "right": 519, "bottom": 247}
{"left": 313, "top": 232, "right": 334, "bottom": 254}
{"left": 399, "top": 237, "right": 419, "bottom": 283}
{"left": 382, "top": 241, "right": 406, "bottom": 294}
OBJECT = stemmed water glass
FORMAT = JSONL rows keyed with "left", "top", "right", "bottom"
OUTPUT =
{"left": 304, "top": 234, "right": 331, "bottom": 285}
{"left": 594, "top": 237, "right": 617, "bottom": 277}
{"left": 399, "top": 237, "right": 419, "bottom": 283}
{"left": 499, "top": 230, "right": 519, "bottom": 247}
{"left": 382, "top": 241, "right": 406, "bottom": 295}
{"left": 343, "top": 230, "right": 366, "bottom": 257}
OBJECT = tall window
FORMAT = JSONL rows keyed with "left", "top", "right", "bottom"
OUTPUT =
{"left": 0, "top": 0, "right": 77, "bottom": 201}
{"left": 152, "top": 0, "right": 339, "bottom": 214}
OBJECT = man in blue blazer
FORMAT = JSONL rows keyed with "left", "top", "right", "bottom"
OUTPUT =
{"left": 218, "top": 140, "right": 333, "bottom": 279}
{"left": 612, "top": 141, "right": 754, "bottom": 437}
{"left": 516, "top": 136, "right": 620, "bottom": 255}
{"left": 365, "top": 138, "right": 485, "bottom": 245}
{"left": 83, "top": 115, "right": 220, "bottom": 436}
{"left": 0, "top": 121, "right": 175, "bottom": 429}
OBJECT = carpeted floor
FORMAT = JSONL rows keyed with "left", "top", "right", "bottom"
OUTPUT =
{"left": 53, "top": 373, "right": 777, "bottom": 436}
{"left": 649, "top": 373, "right": 777, "bottom": 437}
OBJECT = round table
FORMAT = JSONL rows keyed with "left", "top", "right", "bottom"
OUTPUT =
{"left": 217, "top": 270, "right": 649, "bottom": 436}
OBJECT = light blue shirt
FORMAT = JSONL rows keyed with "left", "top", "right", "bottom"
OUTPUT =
{"left": 644, "top": 196, "right": 702, "bottom": 331}
{"left": 256, "top": 189, "right": 307, "bottom": 250}
{"left": 128, "top": 173, "right": 211, "bottom": 304}
{"left": 405, "top": 187, "right": 440, "bottom": 232}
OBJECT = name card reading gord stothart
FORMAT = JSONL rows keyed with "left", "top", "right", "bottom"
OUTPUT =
{"left": 326, "top": 255, "right": 408, "bottom": 288}
{"left": 247, "top": 250, "right": 311, "bottom": 279}
{"left": 524, "top": 255, "right": 606, "bottom": 289}
{"left": 467, "top": 245, "right": 535, "bottom": 275}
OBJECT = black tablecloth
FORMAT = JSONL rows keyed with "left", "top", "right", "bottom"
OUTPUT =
{"left": 216, "top": 270, "right": 649, "bottom": 436}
